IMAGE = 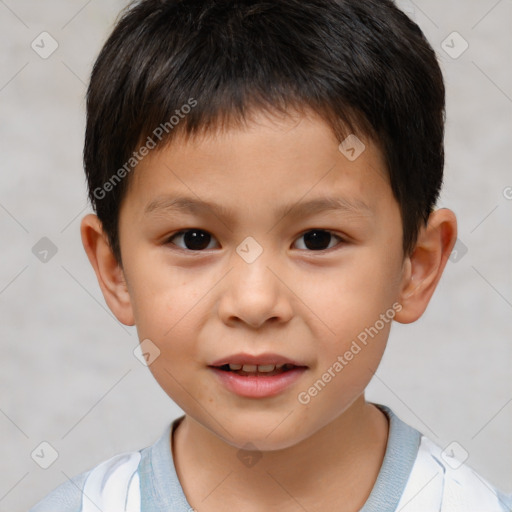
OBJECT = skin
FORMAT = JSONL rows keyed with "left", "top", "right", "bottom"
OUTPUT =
{"left": 81, "top": 109, "right": 457, "bottom": 511}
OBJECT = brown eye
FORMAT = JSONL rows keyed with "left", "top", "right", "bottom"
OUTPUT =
{"left": 167, "top": 229, "right": 218, "bottom": 251}
{"left": 293, "top": 230, "right": 344, "bottom": 251}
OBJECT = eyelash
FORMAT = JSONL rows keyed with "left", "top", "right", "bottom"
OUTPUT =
{"left": 164, "top": 229, "right": 347, "bottom": 253}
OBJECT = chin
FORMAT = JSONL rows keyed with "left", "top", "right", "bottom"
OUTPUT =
{"left": 227, "top": 431, "right": 305, "bottom": 453}
{"left": 208, "top": 415, "right": 312, "bottom": 452}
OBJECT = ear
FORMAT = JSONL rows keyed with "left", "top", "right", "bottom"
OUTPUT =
{"left": 80, "top": 214, "right": 135, "bottom": 326}
{"left": 395, "top": 208, "right": 457, "bottom": 324}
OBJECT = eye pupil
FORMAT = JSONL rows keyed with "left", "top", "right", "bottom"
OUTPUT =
{"left": 303, "top": 230, "right": 331, "bottom": 250}
{"left": 170, "top": 228, "right": 340, "bottom": 253}
{"left": 183, "top": 230, "right": 211, "bottom": 250}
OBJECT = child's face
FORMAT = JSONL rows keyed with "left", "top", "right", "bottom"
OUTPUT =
{"left": 117, "top": 111, "right": 408, "bottom": 449}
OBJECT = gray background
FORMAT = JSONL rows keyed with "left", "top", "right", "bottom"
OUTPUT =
{"left": 1, "top": 1, "right": 511, "bottom": 510}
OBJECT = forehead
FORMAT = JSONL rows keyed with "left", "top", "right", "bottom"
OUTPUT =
{"left": 122, "top": 110, "right": 392, "bottom": 223}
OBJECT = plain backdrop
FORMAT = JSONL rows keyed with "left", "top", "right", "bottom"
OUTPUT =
{"left": 0, "top": 1, "right": 511, "bottom": 510}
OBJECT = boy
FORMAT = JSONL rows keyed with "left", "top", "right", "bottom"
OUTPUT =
{"left": 30, "top": 0, "right": 511, "bottom": 510}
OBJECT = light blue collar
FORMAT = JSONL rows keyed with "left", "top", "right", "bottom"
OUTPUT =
{"left": 140, "top": 403, "right": 421, "bottom": 512}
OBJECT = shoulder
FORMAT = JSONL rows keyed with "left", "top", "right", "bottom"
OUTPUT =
{"left": 398, "top": 435, "right": 512, "bottom": 511}
{"left": 29, "top": 451, "right": 142, "bottom": 512}
{"left": 372, "top": 403, "right": 512, "bottom": 512}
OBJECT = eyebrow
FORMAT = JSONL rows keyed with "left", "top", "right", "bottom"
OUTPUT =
{"left": 144, "top": 194, "right": 373, "bottom": 223}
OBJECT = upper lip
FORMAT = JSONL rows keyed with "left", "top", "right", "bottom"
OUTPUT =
{"left": 209, "top": 352, "right": 308, "bottom": 367}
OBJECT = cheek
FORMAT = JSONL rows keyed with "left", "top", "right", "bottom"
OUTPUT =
{"left": 127, "top": 263, "right": 211, "bottom": 360}
{"left": 312, "top": 255, "right": 401, "bottom": 336}
{"left": 126, "top": 254, "right": 204, "bottom": 336}
{"left": 299, "top": 317, "right": 391, "bottom": 420}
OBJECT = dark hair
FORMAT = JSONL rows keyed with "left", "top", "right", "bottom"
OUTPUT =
{"left": 84, "top": 0, "right": 445, "bottom": 266}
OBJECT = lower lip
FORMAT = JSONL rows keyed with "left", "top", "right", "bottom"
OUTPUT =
{"left": 210, "top": 367, "right": 307, "bottom": 398}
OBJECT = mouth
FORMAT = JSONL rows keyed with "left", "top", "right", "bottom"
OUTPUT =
{"left": 212, "top": 363, "right": 303, "bottom": 377}
{"left": 208, "top": 353, "right": 309, "bottom": 397}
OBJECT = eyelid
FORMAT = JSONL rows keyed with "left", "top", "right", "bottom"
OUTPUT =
{"left": 292, "top": 229, "right": 347, "bottom": 251}
{"left": 165, "top": 229, "right": 219, "bottom": 252}
{"left": 295, "top": 228, "right": 347, "bottom": 240}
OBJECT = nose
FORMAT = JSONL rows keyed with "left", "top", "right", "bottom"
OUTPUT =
{"left": 217, "top": 248, "right": 293, "bottom": 329}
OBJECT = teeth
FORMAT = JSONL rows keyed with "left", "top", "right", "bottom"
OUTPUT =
{"left": 256, "top": 364, "right": 275, "bottom": 373}
{"left": 228, "top": 363, "right": 288, "bottom": 372}
{"left": 229, "top": 363, "right": 294, "bottom": 373}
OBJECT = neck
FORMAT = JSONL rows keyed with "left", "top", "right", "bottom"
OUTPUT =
{"left": 172, "top": 396, "right": 389, "bottom": 512}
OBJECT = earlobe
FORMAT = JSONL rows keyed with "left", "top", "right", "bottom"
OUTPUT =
{"left": 80, "top": 214, "right": 135, "bottom": 326}
{"left": 395, "top": 208, "right": 457, "bottom": 324}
